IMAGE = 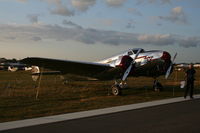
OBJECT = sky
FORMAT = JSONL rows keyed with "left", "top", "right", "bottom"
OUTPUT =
{"left": 0, "top": 0, "right": 200, "bottom": 63}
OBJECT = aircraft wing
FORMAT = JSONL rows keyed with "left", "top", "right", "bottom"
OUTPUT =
{"left": 20, "top": 57, "right": 113, "bottom": 78}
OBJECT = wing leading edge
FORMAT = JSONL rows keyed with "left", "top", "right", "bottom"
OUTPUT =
{"left": 21, "top": 57, "right": 113, "bottom": 78}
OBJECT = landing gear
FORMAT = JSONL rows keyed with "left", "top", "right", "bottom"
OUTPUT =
{"left": 110, "top": 49, "right": 142, "bottom": 96}
{"left": 153, "top": 79, "right": 163, "bottom": 92}
{"left": 111, "top": 85, "right": 122, "bottom": 96}
{"left": 111, "top": 81, "right": 127, "bottom": 96}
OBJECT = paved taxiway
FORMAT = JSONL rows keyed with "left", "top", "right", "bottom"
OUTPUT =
{"left": 1, "top": 97, "right": 200, "bottom": 133}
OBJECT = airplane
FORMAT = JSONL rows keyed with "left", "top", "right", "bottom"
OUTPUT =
{"left": 0, "top": 62, "right": 30, "bottom": 72}
{"left": 20, "top": 48, "right": 177, "bottom": 96}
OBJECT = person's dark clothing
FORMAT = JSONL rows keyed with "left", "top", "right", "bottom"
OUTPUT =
{"left": 186, "top": 68, "right": 196, "bottom": 82}
{"left": 184, "top": 68, "right": 196, "bottom": 98}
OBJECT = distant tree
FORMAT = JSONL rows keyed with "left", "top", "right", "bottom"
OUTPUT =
{"left": 0, "top": 58, "right": 7, "bottom": 63}
{"left": 11, "top": 58, "right": 18, "bottom": 63}
{"left": 4, "top": 58, "right": 18, "bottom": 63}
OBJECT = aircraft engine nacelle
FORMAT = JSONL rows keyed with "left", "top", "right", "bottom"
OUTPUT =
{"left": 31, "top": 66, "right": 40, "bottom": 81}
{"left": 8, "top": 66, "right": 18, "bottom": 72}
{"left": 116, "top": 55, "right": 133, "bottom": 70}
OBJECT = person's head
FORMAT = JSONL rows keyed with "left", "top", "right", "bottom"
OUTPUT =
{"left": 189, "top": 63, "right": 193, "bottom": 69}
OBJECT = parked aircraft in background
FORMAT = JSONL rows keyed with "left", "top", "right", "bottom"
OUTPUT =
{"left": 176, "top": 63, "right": 200, "bottom": 68}
{"left": 21, "top": 48, "right": 177, "bottom": 95}
{"left": 0, "top": 62, "right": 31, "bottom": 72}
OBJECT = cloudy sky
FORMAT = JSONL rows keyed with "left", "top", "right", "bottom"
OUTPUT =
{"left": 0, "top": 0, "right": 200, "bottom": 63}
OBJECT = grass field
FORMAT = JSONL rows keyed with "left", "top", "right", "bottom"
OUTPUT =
{"left": 0, "top": 68, "right": 200, "bottom": 122}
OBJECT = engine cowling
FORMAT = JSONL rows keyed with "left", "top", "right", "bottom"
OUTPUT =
{"left": 116, "top": 55, "right": 133, "bottom": 70}
{"left": 31, "top": 66, "right": 40, "bottom": 81}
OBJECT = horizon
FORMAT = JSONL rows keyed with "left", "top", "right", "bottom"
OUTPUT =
{"left": 0, "top": 0, "right": 200, "bottom": 63}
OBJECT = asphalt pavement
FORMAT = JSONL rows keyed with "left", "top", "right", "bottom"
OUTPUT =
{"left": 1, "top": 98, "right": 200, "bottom": 133}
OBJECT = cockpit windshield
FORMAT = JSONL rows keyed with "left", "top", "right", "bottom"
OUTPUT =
{"left": 132, "top": 49, "right": 144, "bottom": 54}
{"left": 127, "top": 49, "right": 144, "bottom": 55}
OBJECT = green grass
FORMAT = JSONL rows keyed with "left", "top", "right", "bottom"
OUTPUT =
{"left": 0, "top": 68, "right": 200, "bottom": 122}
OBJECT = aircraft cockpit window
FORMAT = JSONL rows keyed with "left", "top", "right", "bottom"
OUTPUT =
{"left": 132, "top": 49, "right": 144, "bottom": 54}
{"left": 128, "top": 51, "right": 133, "bottom": 55}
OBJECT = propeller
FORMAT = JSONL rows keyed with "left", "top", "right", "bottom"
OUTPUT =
{"left": 165, "top": 53, "right": 177, "bottom": 79}
{"left": 122, "top": 49, "right": 143, "bottom": 81}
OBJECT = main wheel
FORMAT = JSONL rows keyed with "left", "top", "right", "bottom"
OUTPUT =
{"left": 111, "top": 85, "right": 122, "bottom": 96}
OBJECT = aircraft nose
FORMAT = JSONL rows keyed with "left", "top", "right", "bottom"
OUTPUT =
{"left": 161, "top": 51, "right": 171, "bottom": 62}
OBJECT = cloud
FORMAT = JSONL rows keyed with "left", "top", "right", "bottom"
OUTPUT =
{"left": 5, "top": 36, "right": 16, "bottom": 40}
{"left": 178, "top": 36, "right": 200, "bottom": 48}
{"left": 31, "top": 36, "right": 42, "bottom": 41}
{"left": 41, "top": 0, "right": 61, "bottom": 5}
{"left": 158, "top": 6, "right": 188, "bottom": 24}
{"left": 136, "top": 0, "right": 172, "bottom": 5}
{"left": 62, "top": 20, "right": 82, "bottom": 29}
{"left": 0, "top": 23, "right": 199, "bottom": 48}
{"left": 35, "top": 0, "right": 130, "bottom": 17}
{"left": 137, "top": 34, "right": 175, "bottom": 46}
{"left": 105, "top": 0, "right": 127, "bottom": 7}
{"left": 100, "top": 19, "right": 114, "bottom": 26}
{"left": 50, "top": 5, "right": 74, "bottom": 16}
{"left": 128, "top": 8, "right": 142, "bottom": 16}
{"left": 16, "top": 0, "right": 27, "bottom": 2}
{"left": 42, "top": 0, "right": 96, "bottom": 16}
{"left": 71, "top": 0, "right": 96, "bottom": 11}
{"left": 41, "top": 0, "right": 74, "bottom": 16}
{"left": 126, "top": 20, "right": 135, "bottom": 29}
{"left": 156, "top": 23, "right": 162, "bottom": 26}
{"left": 27, "top": 14, "right": 39, "bottom": 24}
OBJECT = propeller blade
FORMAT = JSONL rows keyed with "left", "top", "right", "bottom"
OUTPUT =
{"left": 133, "top": 48, "right": 143, "bottom": 60}
{"left": 122, "top": 48, "right": 142, "bottom": 81}
{"left": 122, "top": 62, "right": 133, "bottom": 81}
{"left": 172, "top": 53, "right": 177, "bottom": 62}
{"left": 165, "top": 65, "right": 172, "bottom": 79}
{"left": 165, "top": 53, "right": 177, "bottom": 79}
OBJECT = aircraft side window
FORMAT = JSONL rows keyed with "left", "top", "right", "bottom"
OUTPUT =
{"left": 132, "top": 50, "right": 138, "bottom": 54}
{"left": 140, "top": 49, "right": 144, "bottom": 53}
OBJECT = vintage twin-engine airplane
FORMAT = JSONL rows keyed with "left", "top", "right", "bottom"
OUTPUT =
{"left": 21, "top": 48, "right": 177, "bottom": 95}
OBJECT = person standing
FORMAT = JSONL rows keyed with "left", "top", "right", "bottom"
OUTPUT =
{"left": 184, "top": 64, "right": 196, "bottom": 99}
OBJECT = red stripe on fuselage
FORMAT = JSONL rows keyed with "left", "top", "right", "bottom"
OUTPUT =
{"left": 136, "top": 56, "right": 159, "bottom": 61}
